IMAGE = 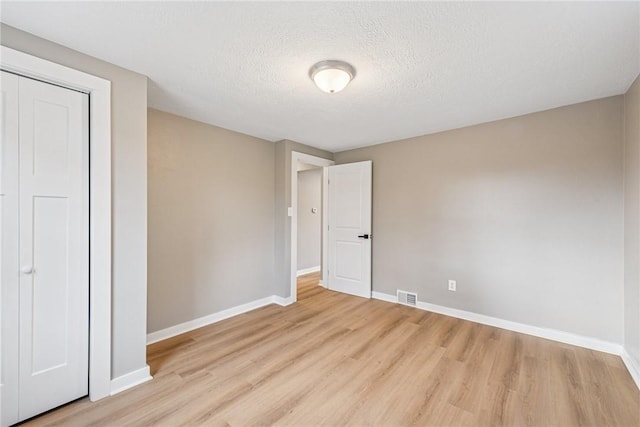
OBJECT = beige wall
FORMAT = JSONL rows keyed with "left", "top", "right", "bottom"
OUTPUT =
{"left": 624, "top": 74, "right": 640, "bottom": 366}
{"left": 335, "top": 96, "right": 625, "bottom": 343}
{"left": 297, "top": 168, "right": 322, "bottom": 270}
{"left": 147, "top": 109, "right": 276, "bottom": 333}
{"left": 147, "top": 119, "right": 331, "bottom": 331}
{"left": 0, "top": 24, "right": 148, "bottom": 379}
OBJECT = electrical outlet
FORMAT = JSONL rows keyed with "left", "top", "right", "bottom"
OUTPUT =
{"left": 448, "top": 280, "right": 456, "bottom": 292}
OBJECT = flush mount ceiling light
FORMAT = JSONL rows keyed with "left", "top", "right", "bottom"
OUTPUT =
{"left": 309, "top": 60, "right": 356, "bottom": 94}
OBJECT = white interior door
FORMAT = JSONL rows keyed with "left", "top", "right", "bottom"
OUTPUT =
{"left": 1, "top": 71, "right": 89, "bottom": 426}
{"left": 327, "top": 161, "right": 372, "bottom": 298}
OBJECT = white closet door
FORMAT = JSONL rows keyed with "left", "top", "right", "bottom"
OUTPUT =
{"left": 17, "top": 76, "right": 89, "bottom": 422}
{"left": 1, "top": 71, "right": 21, "bottom": 427}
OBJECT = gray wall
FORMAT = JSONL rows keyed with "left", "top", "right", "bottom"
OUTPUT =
{"left": 147, "top": 109, "right": 276, "bottom": 333}
{"left": 624, "top": 75, "right": 640, "bottom": 366}
{"left": 297, "top": 168, "right": 322, "bottom": 271}
{"left": 274, "top": 140, "right": 333, "bottom": 297}
{"left": 335, "top": 96, "right": 624, "bottom": 343}
{"left": 0, "top": 24, "right": 148, "bottom": 378}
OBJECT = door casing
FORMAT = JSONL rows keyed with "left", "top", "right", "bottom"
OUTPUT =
{"left": 0, "top": 46, "right": 112, "bottom": 402}
{"left": 290, "top": 151, "right": 334, "bottom": 302}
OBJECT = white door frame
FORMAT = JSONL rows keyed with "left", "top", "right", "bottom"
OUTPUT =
{"left": 1, "top": 46, "right": 112, "bottom": 401}
{"left": 290, "top": 151, "right": 334, "bottom": 302}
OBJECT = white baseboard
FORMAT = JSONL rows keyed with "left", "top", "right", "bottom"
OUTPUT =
{"left": 147, "top": 295, "right": 297, "bottom": 345}
{"left": 318, "top": 280, "right": 327, "bottom": 288}
{"left": 273, "top": 295, "right": 295, "bottom": 306}
{"left": 371, "top": 291, "right": 623, "bottom": 355}
{"left": 147, "top": 296, "right": 276, "bottom": 344}
{"left": 297, "top": 265, "right": 321, "bottom": 276}
{"left": 621, "top": 350, "right": 640, "bottom": 390}
{"left": 372, "top": 291, "right": 396, "bottom": 303}
{"left": 110, "top": 365, "right": 152, "bottom": 396}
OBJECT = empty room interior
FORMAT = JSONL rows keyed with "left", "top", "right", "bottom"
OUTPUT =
{"left": 1, "top": 2, "right": 640, "bottom": 426}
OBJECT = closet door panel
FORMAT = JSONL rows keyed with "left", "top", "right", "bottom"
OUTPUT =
{"left": 31, "top": 197, "right": 70, "bottom": 371}
{"left": 0, "top": 70, "right": 20, "bottom": 427}
{"left": 17, "top": 76, "right": 89, "bottom": 421}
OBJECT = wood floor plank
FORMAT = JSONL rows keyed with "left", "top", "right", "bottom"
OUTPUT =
{"left": 23, "top": 272, "right": 640, "bottom": 426}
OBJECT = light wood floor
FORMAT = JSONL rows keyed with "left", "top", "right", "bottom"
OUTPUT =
{"left": 25, "top": 272, "right": 639, "bottom": 426}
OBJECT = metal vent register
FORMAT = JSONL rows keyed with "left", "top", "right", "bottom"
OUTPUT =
{"left": 397, "top": 290, "right": 417, "bottom": 306}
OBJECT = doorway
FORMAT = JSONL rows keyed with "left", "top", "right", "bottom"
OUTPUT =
{"left": 290, "top": 152, "right": 334, "bottom": 302}
{"left": 290, "top": 153, "right": 373, "bottom": 302}
{"left": 296, "top": 163, "right": 323, "bottom": 279}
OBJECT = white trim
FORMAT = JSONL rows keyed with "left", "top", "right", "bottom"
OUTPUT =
{"left": 147, "top": 295, "right": 294, "bottom": 345}
{"left": 110, "top": 366, "right": 152, "bottom": 396}
{"left": 147, "top": 296, "right": 279, "bottom": 345}
{"left": 372, "top": 291, "right": 623, "bottom": 355}
{"left": 371, "top": 291, "right": 396, "bottom": 303}
{"left": 321, "top": 167, "right": 330, "bottom": 287}
{"left": 297, "top": 265, "right": 321, "bottom": 277}
{"left": 621, "top": 350, "right": 640, "bottom": 390}
{"left": 1, "top": 47, "right": 112, "bottom": 401}
{"left": 272, "top": 295, "right": 295, "bottom": 306}
{"left": 318, "top": 280, "right": 328, "bottom": 288}
{"left": 290, "top": 151, "right": 334, "bottom": 304}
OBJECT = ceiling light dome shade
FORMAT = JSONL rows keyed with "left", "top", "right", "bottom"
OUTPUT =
{"left": 309, "top": 60, "right": 356, "bottom": 93}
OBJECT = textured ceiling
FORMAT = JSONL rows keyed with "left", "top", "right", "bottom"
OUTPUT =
{"left": 2, "top": 2, "right": 638, "bottom": 152}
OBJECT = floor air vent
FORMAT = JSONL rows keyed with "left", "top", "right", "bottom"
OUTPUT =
{"left": 397, "top": 290, "right": 417, "bottom": 306}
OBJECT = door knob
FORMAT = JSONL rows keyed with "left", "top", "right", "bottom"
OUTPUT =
{"left": 357, "top": 234, "right": 371, "bottom": 239}
{"left": 20, "top": 266, "right": 34, "bottom": 274}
